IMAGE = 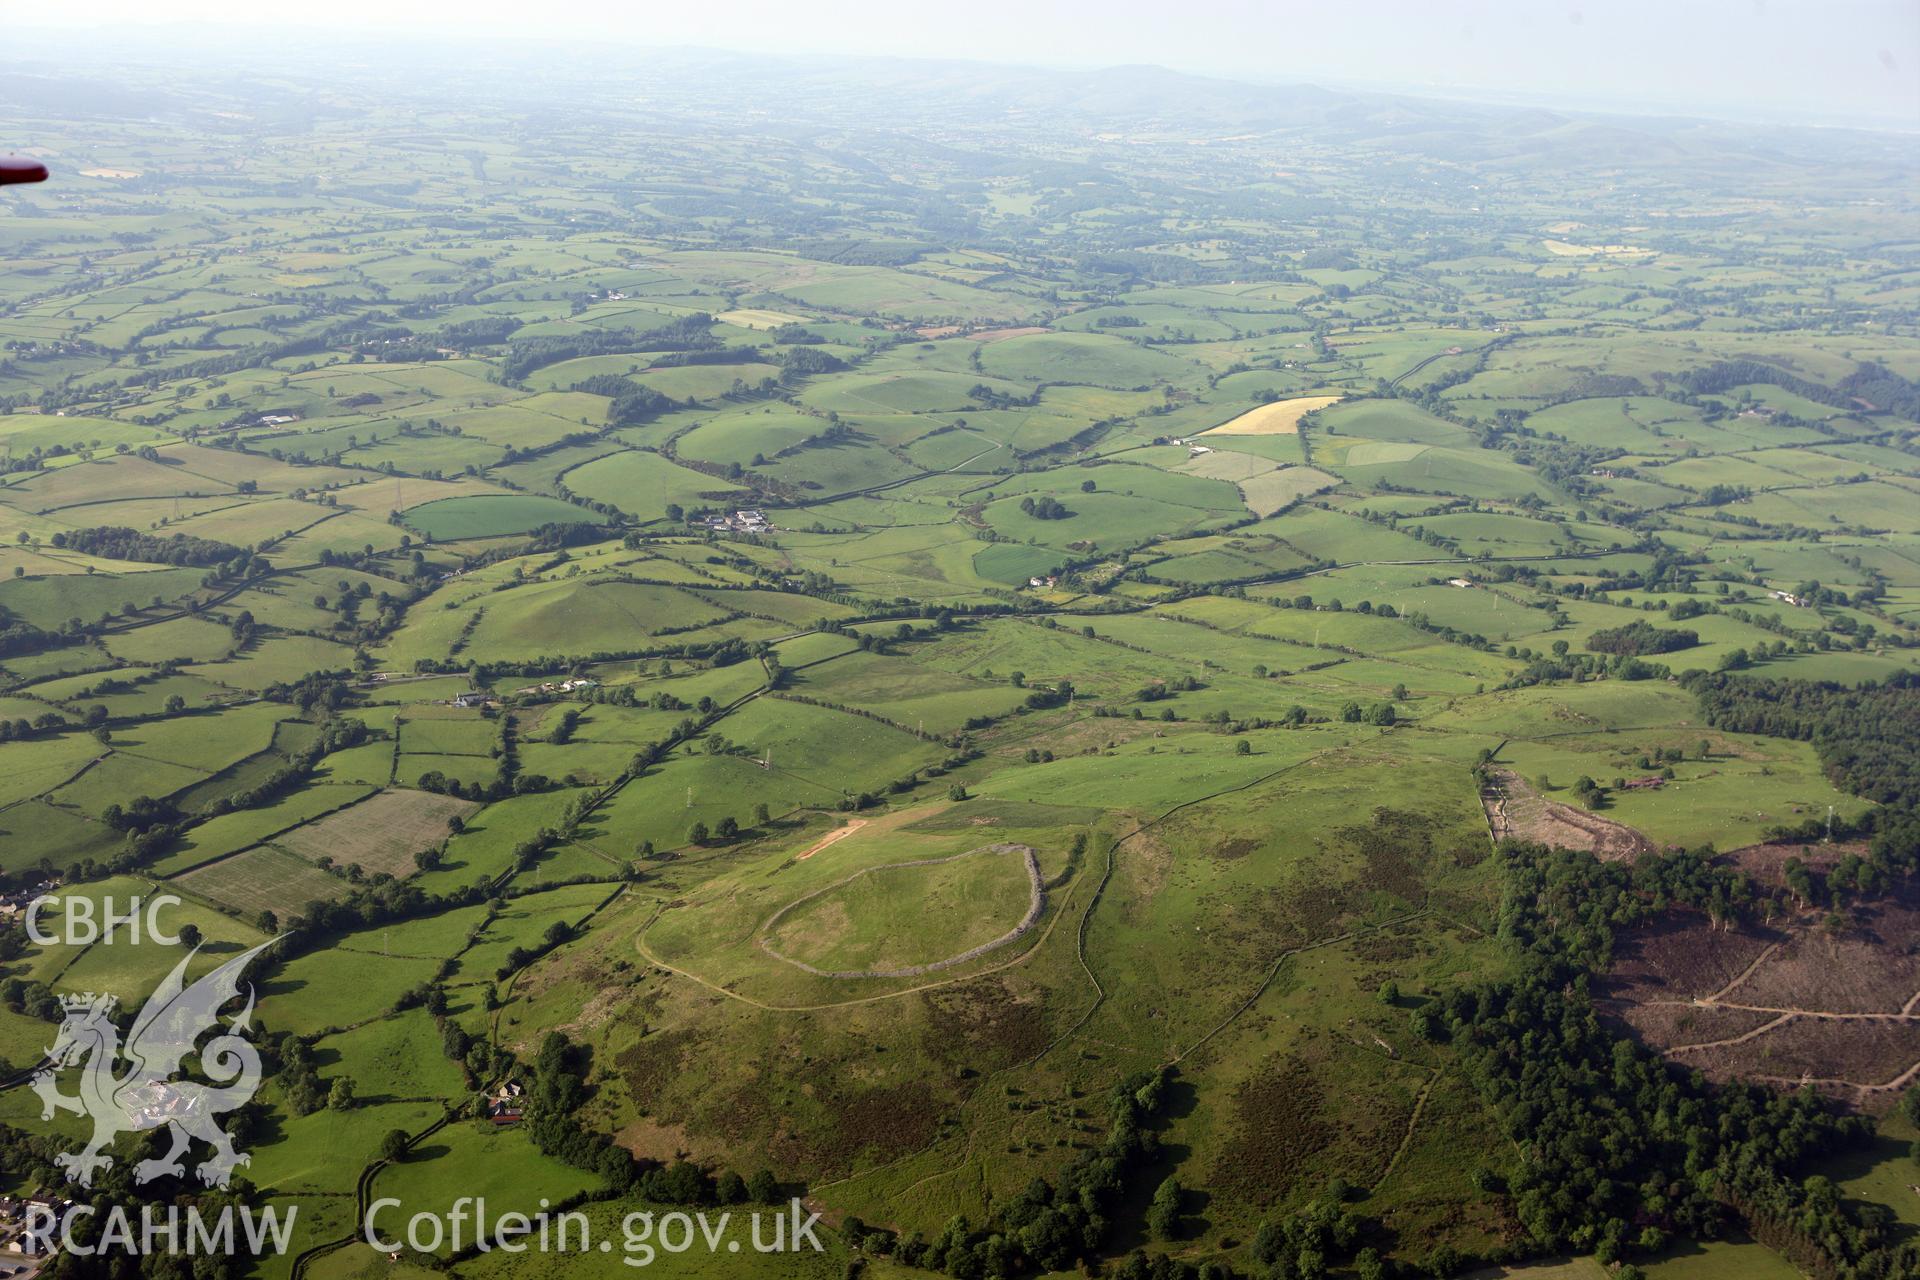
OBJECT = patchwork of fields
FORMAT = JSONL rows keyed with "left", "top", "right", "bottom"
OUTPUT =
{"left": 0, "top": 42, "right": 1916, "bottom": 1280}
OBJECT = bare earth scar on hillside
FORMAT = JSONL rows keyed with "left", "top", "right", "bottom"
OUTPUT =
{"left": 1481, "top": 768, "right": 1656, "bottom": 862}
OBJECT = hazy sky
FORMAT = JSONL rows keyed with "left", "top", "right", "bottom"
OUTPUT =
{"left": 11, "top": 0, "right": 1919, "bottom": 127}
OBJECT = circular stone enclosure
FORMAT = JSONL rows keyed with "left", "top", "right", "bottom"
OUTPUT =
{"left": 758, "top": 843, "right": 1044, "bottom": 979}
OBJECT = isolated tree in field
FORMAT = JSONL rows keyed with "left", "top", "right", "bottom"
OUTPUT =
{"left": 1235, "top": 739, "right": 1252, "bottom": 755}
{"left": 688, "top": 820, "right": 709, "bottom": 845}
{"left": 948, "top": 784, "right": 968, "bottom": 801}
{"left": 177, "top": 923, "right": 203, "bottom": 949}
{"left": 1148, "top": 1176, "right": 1183, "bottom": 1239}
{"left": 328, "top": 1077, "right": 356, "bottom": 1111}
{"left": 380, "top": 1129, "right": 409, "bottom": 1162}
{"left": 716, "top": 816, "right": 739, "bottom": 839}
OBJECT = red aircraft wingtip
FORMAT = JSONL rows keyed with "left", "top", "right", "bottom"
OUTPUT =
{"left": 0, "top": 157, "right": 50, "bottom": 186}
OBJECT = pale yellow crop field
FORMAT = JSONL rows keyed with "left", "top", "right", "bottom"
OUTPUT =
{"left": 716, "top": 308, "right": 810, "bottom": 330}
{"left": 1203, "top": 393, "right": 1343, "bottom": 435}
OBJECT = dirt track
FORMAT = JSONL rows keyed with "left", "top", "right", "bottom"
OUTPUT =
{"left": 795, "top": 819, "right": 867, "bottom": 861}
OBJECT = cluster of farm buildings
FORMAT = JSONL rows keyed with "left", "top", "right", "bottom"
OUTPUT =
{"left": 699, "top": 509, "right": 772, "bottom": 534}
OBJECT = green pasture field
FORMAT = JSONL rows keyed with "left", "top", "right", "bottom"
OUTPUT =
{"left": 362, "top": 1117, "right": 602, "bottom": 1255}
{"left": 46, "top": 670, "right": 231, "bottom": 719}
{"left": 975, "top": 330, "right": 1205, "bottom": 388}
{"left": 47, "top": 749, "right": 211, "bottom": 816}
{"left": 583, "top": 753, "right": 839, "bottom": 856}
{"left": 314, "top": 1007, "right": 469, "bottom": 1100}
{"left": 784, "top": 648, "right": 1030, "bottom": 734}
{"left": 398, "top": 750, "right": 498, "bottom": 788}
{"left": 322, "top": 721, "right": 402, "bottom": 776}
{"left": 103, "top": 700, "right": 286, "bottom": 769}
{"left": 450, "top": 884, "right": 618, "bottom": 980}
{"left": 1331, "top": 442, "right": 1555, "bottom": 503}
{"left": 0, "top": 799, "right": 121, "bottom": 875}
{"left": 398, "top": 714, "right": 497, "bottom": 755}
{"left": 1318, "top": 397, "right": 1475, "bottom": 445}
{"left": 52, "top": 899, "right": 268, "bottom": 1009}
{"left": 0, "top": 413, "right": 165, "bottom": 456}
{"left": 256, "top": 941, "right": 447, "bottom": 1037}
{"left": 1259, "top": 504, "right": 1442, "bottom": 563}
{"left": 11, "top": 873, "right": 268, "bottom": 1003}
{"left": 563, "top": 448, "right": 747, "bottom": 520}
{"left": 403, "top": 494, "right": 599, "bottom": 539}
{"left": 971, "top": 540, "right": 1068, "bottom": 585}
{"left": 413, "top": 789, "right": 583, "bottom": 893}
{"left": 0, "top": 732, "right": 104, "bottom": 809}
{"left": 0, "top": 564, "right": 209, "bottom": 628}
{"left": 980, "top": 488, "right": 1234, "bottom": 553}
{"left": 694, "top": 586, "right": 857, "bottom": 627}
{"left": 4, "top": 453, "right": 243, "bottom": 513}
{"left": 99, "top": 614, "right": 240, "bottom": 664}
{"left": 1140, "top": 535, "right": 1311, "bottom": 584}
{"left": 378, "top": 575, "right": 734, "bottom": 668}
{"left": 188, "top": 634, "right": 359, "bottom": 689}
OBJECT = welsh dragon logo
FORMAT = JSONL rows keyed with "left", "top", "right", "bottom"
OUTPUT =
{"left": 32, "top": 940, "right": 272, "bottom": 1188}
